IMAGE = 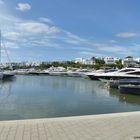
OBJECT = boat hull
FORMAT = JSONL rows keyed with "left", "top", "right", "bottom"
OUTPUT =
{"left": 99, "top": 76, "right": 140, "bottom": 82}
{"left": 27, "top": 72, "right": 40, "bottom": 75}
{"left": 109, "top": 79, "right": 140, "bottom": 89}
{"left": 119, "top": 85, "right": 140, "bottom": 95}
{"left": 0, "top": 73, "right": 3, "bottom": 80}
{"left": 3, "top": 73, "right": 15, "bottom": 79}
{"left": 86, "top": 75, "right": 99, "bottom": 80}
{"left": 38, "top": 72, "right": 49, "bottom": 75}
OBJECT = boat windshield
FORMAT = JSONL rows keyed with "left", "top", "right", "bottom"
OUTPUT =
{"left": 119, "top": 69, "right": 135, "bottom": 73}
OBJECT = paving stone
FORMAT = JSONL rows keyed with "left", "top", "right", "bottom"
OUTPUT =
{"left": 0, "top": 112, "right": 139, "bottom": 140}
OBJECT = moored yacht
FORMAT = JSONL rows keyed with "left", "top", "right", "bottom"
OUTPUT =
{"left": 95, "top": 67, "right": 140, "bottom": 82}
{"left": 85, "top": 67, "right": 117, "bottom": 80}
{"left": 67, "top": 68, "right": 93, "bottom": 77}
{"left": 3, "top": 71, "right": 15, "bottom": 79}
{"left": 46, "top": 66, "right": 67, "bottom": 76}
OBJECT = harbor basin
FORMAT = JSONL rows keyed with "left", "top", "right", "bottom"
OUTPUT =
{"left": 0, "top": 75, "right": 140, "bottom": 121}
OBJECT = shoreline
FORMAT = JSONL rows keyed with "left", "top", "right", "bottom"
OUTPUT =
{"left": 0, "top": 110, "right": 140, "bottom": 122}
{"left": 0, "top": 111, "right": 139, "bottom": 140}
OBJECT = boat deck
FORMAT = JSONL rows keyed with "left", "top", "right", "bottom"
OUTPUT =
{"left": 0, "top": 111, "right": 139, "bottom": 140}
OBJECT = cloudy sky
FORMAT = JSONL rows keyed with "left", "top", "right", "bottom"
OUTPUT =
{"left": 0, "top": 0, "right": 140, "bottom": 62}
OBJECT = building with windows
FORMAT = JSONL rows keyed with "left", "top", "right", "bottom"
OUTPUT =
{"left": 104, "top": 57, "right": 115, "bottom": 64}
{"left": 122, "top": 56, "right": 137, "bottom": 67}
{"left": 75, "top": 58, "right": 95, "bottom": 65}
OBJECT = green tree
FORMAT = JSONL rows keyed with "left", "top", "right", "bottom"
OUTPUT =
{"left": 95, "top": 59, "right": 105, "bottom": 65}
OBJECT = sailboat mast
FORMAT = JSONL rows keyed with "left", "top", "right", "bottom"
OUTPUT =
{"left": 0, "top": 30, "right": 1, "bottom": 64}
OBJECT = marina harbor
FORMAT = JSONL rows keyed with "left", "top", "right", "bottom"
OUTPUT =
{"left": 1, "top": 66, "right": 140, "bottom": 96}
{"left": 11, "top": 67, "right": 140, "bottom": 96}
{"left": 0, "top": 71, "right": 140, "bottom": 120}
{"left": 1, "top": 0, "right": 140, "bottom": 139}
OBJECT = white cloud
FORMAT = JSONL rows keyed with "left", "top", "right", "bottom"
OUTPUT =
{"left": 128, "top": 43, "right": 140, "bottom": 51}
{"left": 0, "top": 14, "right": 19, "bottom": 24}
{"left": 1, "top": 11, "right": 140, "bottom": 60}
{"left": 16, "top": 3, "right": 31, "bottom": 11}
{"left": 64, "top": 31, "right": 96, "bottom": 46}
{"left": 108, "top": 40, "right": 117, "bottom": 43}
{"left": 116, "top": 32, "right": 137, "bottom": 38}
{"left": 99, "top": 46, "right": 127, "bottom": 52}
{"left": 79, "top": 51, "right": 104, "bottom": 57}
{"left": 17, "top": 21, "right": 60, "bottom": 34}
{"left": 71, "top": 47, "right": 93, "bottom": 51}
{"left": 2, "top": 42, "right": 19, "bottom": 49}
{"left": 39, "top": 17, "right": 53, "bottom": 24}
{"left": 31, "top": 40, "right": 62, "bottom": 48}
{"left": 65, "top": 31, "right": 85, "bottom": 42}
{"left": 3, "top": 32, "right": 20, "bottom": 40}
{"left": 65, "top": 39, "right": 82, "bottom": 45}
{"left": 79, "top": 51, "right": 95, "bottom": 56}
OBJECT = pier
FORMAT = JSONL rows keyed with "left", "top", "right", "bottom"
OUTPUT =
{"left": 0, "top": 111, "right": 139, "bottom": 140}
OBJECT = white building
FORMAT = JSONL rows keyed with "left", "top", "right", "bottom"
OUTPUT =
{"left": 134, "top": 58, "right": 140, "bottom": 63}
{"left": 104, "top": 57, "right": 115, "bottom": 64}
{"left": 75, "top": 58, "right": 84, "bottom": 64}
{"left": 75, "top": 58, "right": 95, "bottom": 65}
{"left": 114, "top": 57, "right": 121, "bottom": 62}
{"left": 83, "top": 59, "right": 95, "bottom": 65}
{"left": 122, "top": 56, "right": 137, "bottom": 67}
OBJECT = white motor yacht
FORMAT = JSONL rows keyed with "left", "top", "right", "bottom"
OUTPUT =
{"left": 3, "top": 71, "right": 15, "bottom": 79}
{"left": 85, "top": 68, "right": 117, "bottom": 80}
{"left": 67, "top": 68, "right": 93, "bottom": 77}
{"left": 95, "top": 67, "right": 140, "bottom": 82}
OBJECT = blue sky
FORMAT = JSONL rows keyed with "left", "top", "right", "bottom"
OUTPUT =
{"left": 0, "top": 0, "right": 140, "bottom": 62}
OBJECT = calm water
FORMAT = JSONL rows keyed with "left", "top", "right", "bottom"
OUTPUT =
{"left": 0, "top": 75, "right": 140, "bottom": 120}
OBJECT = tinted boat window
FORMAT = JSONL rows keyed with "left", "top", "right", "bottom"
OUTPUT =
{"left": 119, "top": 69, "right": 135, "bottom": 72}
{"left": 127, "top": 72, "right": 140, "bottom": 75}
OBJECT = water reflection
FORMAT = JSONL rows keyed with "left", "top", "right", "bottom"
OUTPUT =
{"left": 109, "top": 88, "right": 140, "bottom": 105}
{"left": 0, "top": 75, "right": 139, "bottom": 120}
{"left": 19, "top": 76, "right": 102, "bottom": 95}
{"left": 0, "top": 77, "right": 20, "bottom": 120}
{"left": 0, "top": 78, "right": 16, "bottom": 104}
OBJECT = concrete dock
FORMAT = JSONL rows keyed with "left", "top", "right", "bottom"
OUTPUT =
{"left": 0, "top": 112, "right": 140, "bottom": 140}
